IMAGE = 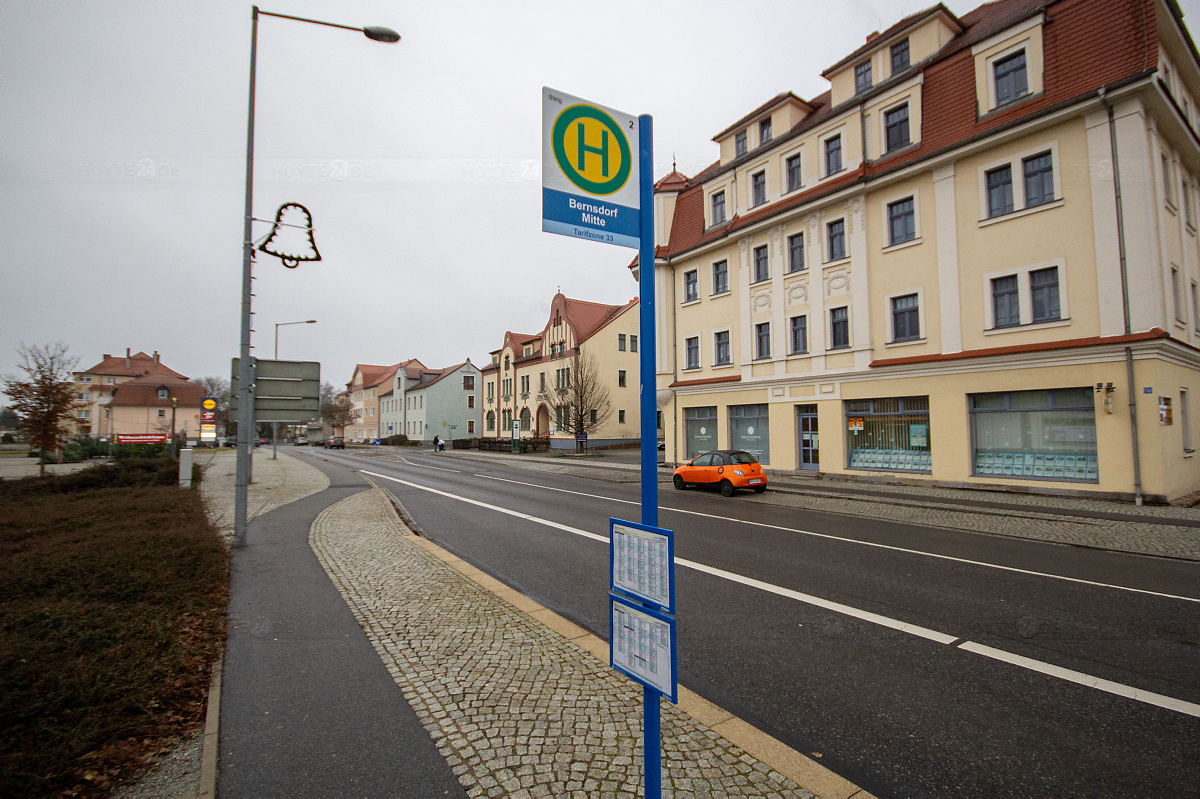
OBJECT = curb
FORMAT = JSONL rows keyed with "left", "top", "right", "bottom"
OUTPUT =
{"left": 363, "top": 477, "right": 873, "bottom": 799}
{"left": 198, "top": 654, "right": 222, "bottom": 799}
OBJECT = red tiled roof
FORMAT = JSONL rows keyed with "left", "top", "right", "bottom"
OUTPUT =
{"left": 347, "top": 363, "right": 397, "bottom": 390}
{"left": 400, "top": 358, "right": 427, "bottom": 379}
{"left": 412, "top": 361, "right": 471, "bottom": 390}
{"left": 822, "top": 4, "right": 963, "bottom": 76}
{"left": 712, "top": 92, "right": 811, "bottom": 141}
{"left": 654, "top": 169, "right": 691, "bottom": 191}
{"left": 78, "top": 351, "right": 186, "bottom": 380}
{"left": 109, "top": 374, "right": 207, "bottom": 407}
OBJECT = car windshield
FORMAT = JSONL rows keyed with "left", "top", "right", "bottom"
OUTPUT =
{"left": 729, "top": 451, "right": 758, "bottom": 465}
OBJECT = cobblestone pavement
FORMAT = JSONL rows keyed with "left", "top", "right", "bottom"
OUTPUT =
{"left": 198, "top": 449, "right": 329, "bottom": 543}
{"left": 433, "top": 451, "right": 1200, "bottom": 562}
{"left": 311, "top": 486, "right": 824, "bottom": 799}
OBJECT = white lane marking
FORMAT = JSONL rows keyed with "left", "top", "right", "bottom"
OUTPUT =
{"left": 364, "top": 469, "right": 1200, "bottom": 718}
{"left": 478, "top": 475, "right": 1200, "bottom": 604}
{"left": 391, "top": 455, "right": 460, "bottom": 473}
{"left": 958, "top": 641, "right": 1200, "bottom": 718}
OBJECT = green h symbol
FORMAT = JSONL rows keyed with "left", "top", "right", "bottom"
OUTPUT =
{"left": 575, "top": 122, "right": 609, "bottom": 177}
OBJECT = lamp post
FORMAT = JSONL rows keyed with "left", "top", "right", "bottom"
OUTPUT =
{"left": 235, "top": 8, "right": 399, "bottom": 548}
{"left": 271, "top": 319, "right": 317, "bottom": 458}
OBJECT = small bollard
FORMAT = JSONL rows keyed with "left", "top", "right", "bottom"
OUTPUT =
{"left": 179, "top": 448, "right": 194, "bottom": 488}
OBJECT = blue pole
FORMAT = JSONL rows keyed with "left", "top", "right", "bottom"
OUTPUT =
{"left": 637, "top": 113, "right": 661, "bottom": 799}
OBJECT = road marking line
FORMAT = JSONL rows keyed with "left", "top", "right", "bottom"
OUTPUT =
{"left": 364, "top": 469, "right": 1200, "bottom": 718}
{"left": 392, "top": 456, "right": 460, "bottom": 473}
{"left": 957, "top": 641, "right": 1200, "bottom": 718}
{"left": 478, "top": 475, "right": 1200, "bottom": 604}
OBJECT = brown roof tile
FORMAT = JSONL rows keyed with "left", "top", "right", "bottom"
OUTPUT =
{"left": 109, "top": 374, "right": 207, "bottom": 407}
{"left": 78, "top": 351, "right": 187, "bottom": 380}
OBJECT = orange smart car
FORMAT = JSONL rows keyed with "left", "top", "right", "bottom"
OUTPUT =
{"left": 672, "top": 450, "right": 767, "bottom": 496}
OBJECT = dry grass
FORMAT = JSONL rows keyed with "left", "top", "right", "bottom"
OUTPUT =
{"left": 0, "top": 462, "right": 228, "bottom": 797}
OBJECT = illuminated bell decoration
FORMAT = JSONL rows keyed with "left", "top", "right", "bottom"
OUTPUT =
{"left": 258, "top": 202, "right": 321, "bottom": 268}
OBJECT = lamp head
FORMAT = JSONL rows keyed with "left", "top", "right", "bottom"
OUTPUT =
{"left": 363, "top": 26, "right": 400, "bottom": 43}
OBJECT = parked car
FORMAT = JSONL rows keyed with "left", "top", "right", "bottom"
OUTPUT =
{"left": 295, "top": 436, "right": 308, "bottom": 446}
{"left": 325, "top": 436, "right": 345, "bottom": 449}
{"left": 672, "top": 450, "right": 767, "bottom": 496}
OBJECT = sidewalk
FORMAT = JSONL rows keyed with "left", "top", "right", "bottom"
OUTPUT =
{"left": 200, "top": 450, "right": 868, "bottom": 798}
{"left": 423, "top": 448, "right": 1200, "bottom": 562}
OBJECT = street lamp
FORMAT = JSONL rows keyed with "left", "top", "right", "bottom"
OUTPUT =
{"left": 235, "top": 7, "right": 399, "bottom": 548}
{"left": 271, "top": 319, "right": 317, "bottom": 458}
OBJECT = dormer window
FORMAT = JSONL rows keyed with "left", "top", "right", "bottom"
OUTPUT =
{"left": 994, "top": 50, "right": 1028, "bottom": 106}
{"left": 855, "top": 60, "right": 872, "bottom": 94}
{"left": 890, "top": 39, "right": 910, "bottom": 74}
{"left": 711, "top": 190, "right": 727, "bottom": 225}
{"left": 524, "top": 345, "right": 532, "bottom": 356}
{"left": 735, "top": 130, "right": 747, "bottom": 157}
{"left": 751, "top": 171, "right": 766, "bottom": 206}
{"left": 759, "top": 118, "right": 772, "bottom": 144}
{"left": 157, "top": 388, "right": 169, "bottom": 399}
{"left": 824, "top": 135, "right": 843, "bottom": 176}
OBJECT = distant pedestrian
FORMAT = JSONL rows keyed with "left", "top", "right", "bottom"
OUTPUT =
{"left": 433, "top": 434, "right": 440, "bottom": 452}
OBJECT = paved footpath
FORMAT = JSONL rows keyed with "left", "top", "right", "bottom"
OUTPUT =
{"left": 204, "top": 450, "right": 865, "bottom": 798}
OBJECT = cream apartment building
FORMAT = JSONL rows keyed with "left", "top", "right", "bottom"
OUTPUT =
{"left": 644, "top": 0, "right": 1200, "bottom": 502}
{"left": 345, "top": 362, "right": 400, "bottom": 442}
{"left": 72, "top": 349, "right": 188, "bottom": 437}
{"left": 481, "top": 292, "right": 641, "bottom": 447}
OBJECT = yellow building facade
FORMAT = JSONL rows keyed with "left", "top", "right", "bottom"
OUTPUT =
{"left": 648, "top": 0, "right": 1200, "bottom": 502}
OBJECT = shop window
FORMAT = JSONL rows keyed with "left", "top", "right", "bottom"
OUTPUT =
{"left": 970, "top": 388, "right": 1097, "bottom": 481}
{"left": 845, "top": 396, "right": 930, "bottom": 472}
{"left": 684, "top": 406, "right": 717, "bottom": 458}
{"left": 729, "top": 404, "right": 770, "bottom": 463}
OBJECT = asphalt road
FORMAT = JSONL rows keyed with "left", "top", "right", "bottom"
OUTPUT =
{"left": 304, "top": 447, "right": 1200, "bottom": 797}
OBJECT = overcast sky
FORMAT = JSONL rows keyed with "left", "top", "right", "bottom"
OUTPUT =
{"left": 3, "top": 0, "right": 1199, "bottom": 390}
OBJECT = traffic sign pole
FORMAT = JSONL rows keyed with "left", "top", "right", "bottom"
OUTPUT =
{"left": 636, "top": 112, "right": 661, "bottom": 799}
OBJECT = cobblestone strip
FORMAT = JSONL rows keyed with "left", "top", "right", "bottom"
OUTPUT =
{"left": 310, "top": 488, "right": 816, "bottom": 799}
{"left": 199, "top": 450, "right": 329, "bottom": 544}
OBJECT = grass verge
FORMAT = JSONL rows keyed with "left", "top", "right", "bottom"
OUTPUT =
{"left": 0, "top": 461, "right": 228, "bottom": 797}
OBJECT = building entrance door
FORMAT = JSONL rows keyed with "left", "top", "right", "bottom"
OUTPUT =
{"left": 797, "top": 404, "right": 819, "bottom": 470}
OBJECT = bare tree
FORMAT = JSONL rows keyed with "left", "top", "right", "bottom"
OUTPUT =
{"left": 537, "top": 349, "right": 611, "bottom": 450}
{"left": 322, "top": 394, "right": 359, "bottom": 435}
{"left": 2, "top": 342, "right": 80, "bottom": 476}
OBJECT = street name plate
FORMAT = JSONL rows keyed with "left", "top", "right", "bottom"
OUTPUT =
{"left": 609, "top": 518, "right": 674, "bottom": 614}
{"left": 610, "top": 593, "right": 677, "bottom": 702}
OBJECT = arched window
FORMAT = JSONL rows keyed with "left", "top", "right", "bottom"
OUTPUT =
{"left": 520, "top": 408, "right": 531, "bottom": 431}
{"left": 486, "top": 411, "right": 495, "bottom": 431}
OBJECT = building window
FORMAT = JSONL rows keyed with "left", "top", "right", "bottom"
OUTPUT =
{"left": 1163, "top": 155, "right": 1174, "bottom": 206}
{"left": 890, "top": 38, "right": 910, "bottom": 74}
{"left": 1023, "top": 151, "right": 1054, "bottom": 207}
{"left": 887, "top": 197, "right": 915, "bottom": 245}
{"left": 714, "top": 331, "right": 731, "bottom": 364}
{"left": 1183, "top": 389, "right": 1193, "bottom": 453}
{"left": 685, "top": 337, "right": 700, "bottom": 370}
{"left": 891, "top": 294, "right": 920, "bottom": 341}
{"left": 157, "top": 388, "right": 168, "bottom": 399}
{"left": 755, "top": 322, "right": 771, "bottom": 360}
{"left": 618, "top": 334, "right": 626, "bottom": 351}
{"left": 824, "top": 135, "right": 842, "bottom": 176}
{"left": 992, "top": 275, "right": 1020, "bottom": 328}
{"left": 520, "top": 375, "right": 529, "bottom": 394}
{"left": 846, "top": 396, "right": 931, "bottom": 472}
{"left": 884, "top": 104, "right": 910, "bottom": 152}
{"left": 487, "top": 383, "right": 494, "bottom": 401}
{"left": 759, "top": 117, "right": 772, "bottom": 144}
{"left": 830, "top": 306, "right": 850, "bottom": 348}
{"left": 827, "top": 219, "right": 846, "bottom": 261}
{"left": 751, "top": 170, "right": 766, "bottom": 206}
{"left": 854, "top": 60, "right": 872, "bottom": 94}
{"left": 730, "top": 404, "right": 770, "bottom": 463}
{"left": 790, "top": 315, "right": 808, "bottom": 354}
{"left": 520, "top": 408, "right": 531, "bottom": 431}
{"left": 970, "top": 388, "right": 1097, "bottom": 481}
{"left": 1172, "top": 267, "right": 1184, "bottom": 322}
{"left": 735, "top": 130, "right": 747, "bottom": 157}
{"left": 618, "top": 369, "right": 627, "bottom": 387}
{"left": 157, "top": 409, "right": 166, "bottom": 418}
{"left": 684, "top": 269, "right": 699, "bottom": 302}
{"left": 712, "top": 260, "right": 729, "bottom": 294}
{"left": 630, "top": 334, "right": 638, "bottom": 352}
{"left": 1192, "top": 281, "right": 1199, "bottom": 330}
{"left": 787, "top": 232, "right": 805, "bottom": 273}
{"left": 80, "top": 376, "right": 92, "bottom": 383}
{"left": 786, "top": 154, "right": 801, "bottom": 192}
{"left": 1185, "top": 180, "right": 1195, "bottom": 228}
{"left": 684, "top": 406, "right": 717, "bottom": 458}
{"left": 462, "top": 375, "right": 475, "bottom": 390}
{"left": 590, "top": 409, "right": 598, "bottom": 425}
{"left": 539, "top": 372, "right": 546, "bottom": 391}
{"left": 77, "top": 392, "right": 86, "bottom": 400}
{"left": 107, "top": 377, "right": 116, "bottom": 385}
{"left": 1030, "top": 267, "right": 1060, "bottom": 322}
{"left": 468, "top": 420, "right": 475, "bottom": 434}
{"left": 986, "top": 165, "right": 1014, "bottom": 217}
{"left": 753, "top": 245, "right": 769, "bottom": 283}
{"left": 618, "top": 409, "right": 626, "bottom": 424}
{"left": 994, "top": 50, "right": 1028, "bottom": 106}
{"left": 711, "top": 191, "right": 726, "bottom": 225}
{"left": 468, "top": 395, "right": 475, "bottom": 409}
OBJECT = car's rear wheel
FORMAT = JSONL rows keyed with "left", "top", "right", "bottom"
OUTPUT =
{"left": 719, "top": 480, "right": 735, "bottom": 497}
{"left": 753, "top": 485, "right": 766, "bottom": 493}
{"left": 673, "top": 475, "right": 686, "bottom": 490}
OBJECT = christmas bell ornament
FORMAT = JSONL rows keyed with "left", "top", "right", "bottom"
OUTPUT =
{"left": 258, "top": 202, "right": 321, "bottom": 268}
